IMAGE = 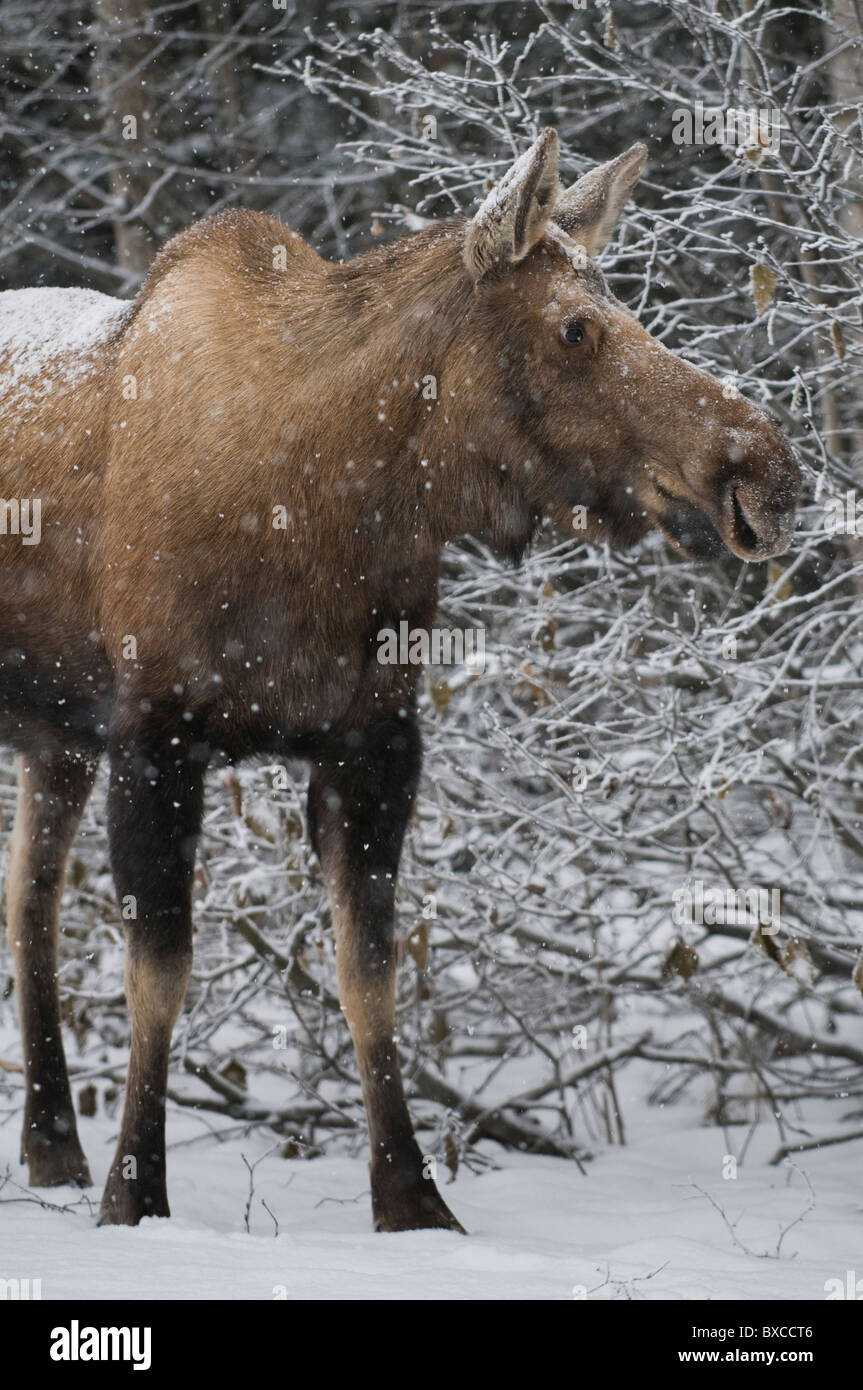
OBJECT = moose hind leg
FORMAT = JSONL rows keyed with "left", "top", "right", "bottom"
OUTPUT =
{"left": 7, "top": 751, "right": 97, "bottom": 1187}
{"left": 309, "top": 714, "right": 464, "bottom": 1233}
{"left": 98, "top": 712, "right": 204, "bottom": 1226}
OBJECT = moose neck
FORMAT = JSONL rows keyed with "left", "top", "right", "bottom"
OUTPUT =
{"left": 312, "top": 223, "right": 539, "bottom": 567}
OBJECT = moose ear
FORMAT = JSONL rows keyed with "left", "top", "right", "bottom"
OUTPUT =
{"left": 553, "top": 143, "right": 647, "bottom": 257}
{"left": 464, "top": 129, "right": 560, "bottom": 281}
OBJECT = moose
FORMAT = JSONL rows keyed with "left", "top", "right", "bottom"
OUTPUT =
{"left": 0, "top": 130, "right": 799, "bottom": 1232}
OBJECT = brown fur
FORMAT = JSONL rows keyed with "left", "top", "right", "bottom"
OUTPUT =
{"left": 0, "top": 133, "right": 799, "bottom": 1230}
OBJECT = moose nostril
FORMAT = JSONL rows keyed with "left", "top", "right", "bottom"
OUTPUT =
{"left": 731, "top": 488, "right": 760, "bottom": 554}
{"left": 725, "top": 476, "right": 797, "bottom": 560}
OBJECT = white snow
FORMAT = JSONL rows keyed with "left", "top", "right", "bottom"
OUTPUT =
{"left": 1, "top": 1102, "right": 858, "bottom": 1301}
{"left": 0, "top": 286, "right": 130, "bottom": 407}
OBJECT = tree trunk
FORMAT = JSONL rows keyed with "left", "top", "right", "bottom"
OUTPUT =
{"left": 829, "top": 0, "right": 863, "bottom": 466}
{"left": 93, "top": 0, "right": 155, "bottom": 278}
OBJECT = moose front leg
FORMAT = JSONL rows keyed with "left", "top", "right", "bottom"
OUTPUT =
{"left": 7, "top": 751, "right": 97, "bottom": 1187}
{"left": 309, "top": 714, "right": 464, "bottom": 1233}
{"left": 98, "top": 712, "right": 204, "bottom": 1226}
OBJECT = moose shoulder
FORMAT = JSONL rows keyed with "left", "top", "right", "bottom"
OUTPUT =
{"left": 0, "top": 130, "right": 799, "bottom": 1231}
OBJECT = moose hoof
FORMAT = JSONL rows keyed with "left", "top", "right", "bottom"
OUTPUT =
{"left": 24, "top": 1133, "right": 92, "bottom": 1189}
{"left": 372, "top": 1167, "right": 466, "bottom": 1234}
{"left": 98, "top": 1173, "right": 170, "bottom": 1227}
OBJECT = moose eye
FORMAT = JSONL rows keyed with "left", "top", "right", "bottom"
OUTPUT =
{"left": 563, "top": 320, "right": 586, "bottom": 345}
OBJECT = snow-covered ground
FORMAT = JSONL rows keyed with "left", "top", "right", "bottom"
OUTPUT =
{"left": 1, "top": 1101, "right": 858, "bottom": 1300}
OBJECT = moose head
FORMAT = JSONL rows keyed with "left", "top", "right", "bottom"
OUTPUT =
{"left": 453, "top": 128, "right": 799, "bottom": 562}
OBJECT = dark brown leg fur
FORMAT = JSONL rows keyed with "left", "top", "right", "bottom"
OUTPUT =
{"left": 98, "top": 709, "right": 203, "bottom": 1225}
{"left": 7, "top": 751, "right": 96, "bottom": 1187}
{"left": 309, "top": 713, "right": 464, "bottom": 1234}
